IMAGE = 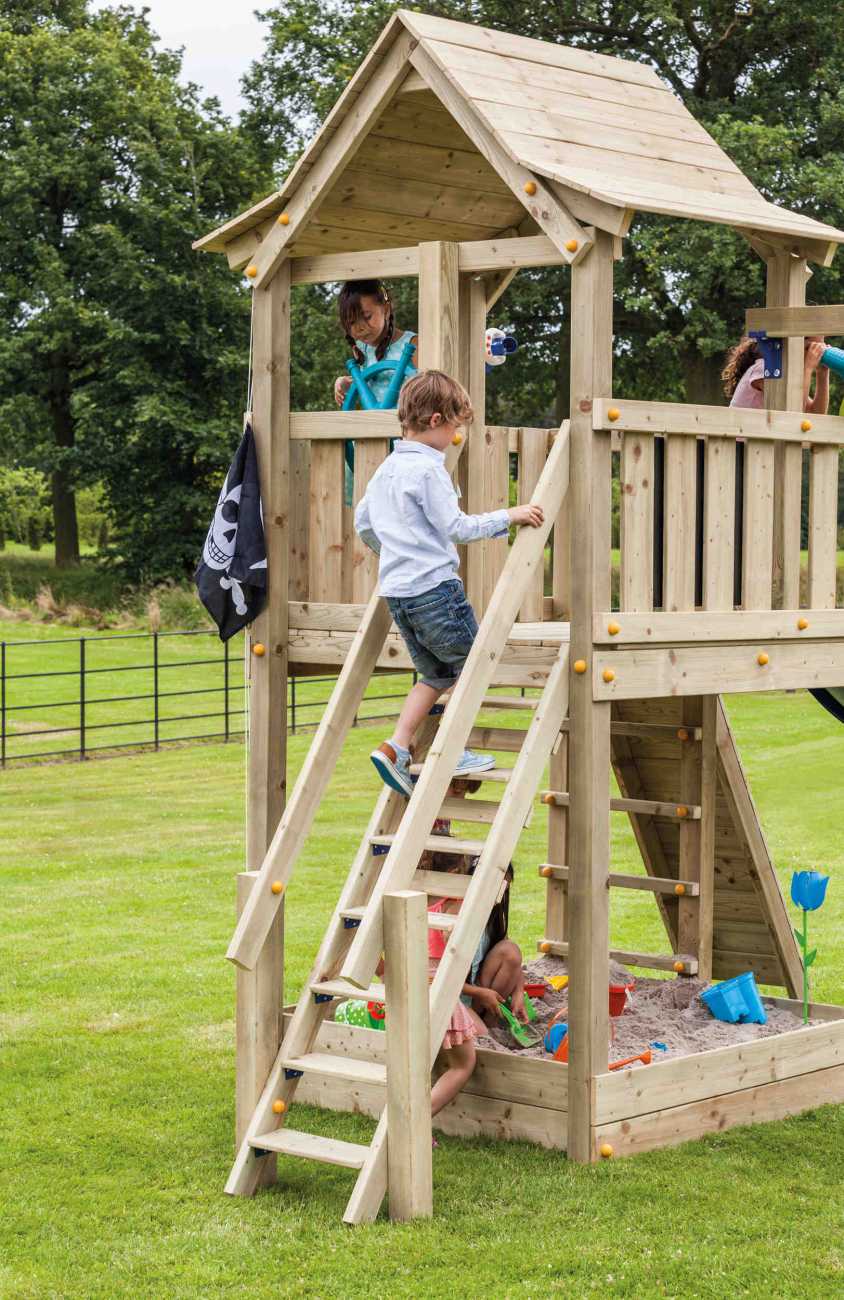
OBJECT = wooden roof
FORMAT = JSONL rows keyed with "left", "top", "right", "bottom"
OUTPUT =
{"left": 196, "top": 10, "right": 844, "bottom": 266}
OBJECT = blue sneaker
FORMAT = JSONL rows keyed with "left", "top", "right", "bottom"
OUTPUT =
{"left": 454, "top": 748, "right": 496, "bottom": 777}
{"left": 370, "top": 742, "right": 413, "bottom": 797}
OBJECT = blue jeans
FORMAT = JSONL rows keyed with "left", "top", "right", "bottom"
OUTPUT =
{"left": 386, "top": 579, "right": 478, "bottom": 690}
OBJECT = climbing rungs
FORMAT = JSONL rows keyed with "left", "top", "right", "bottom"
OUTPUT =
{"left": 479, "top": 695, "right": 539, "bottom": 711}
{"left": 541, "top": 791, "right": 701, "bottom": 820}
{"left": 468, "top": 725, "right": 528, "bottom": 752}
{"left": 282, "top": 1052, "right": 386, "bottom": 1086}
{"left": 371, "top": 833, "right": 486, "bottom": 855}
{"left": 538, "top": 865, "right": 700, "bottom": 897}
{"left": 411, "top": 868, "right": 473, "bottom": 899}
{"left": 250, "top": 1128, "right": 368, "bottom": 1169}
{"left": 410, "top": 763, "right": 514, "bottom": 783}
{"left": 438, "top": 796, "right": 500, "bottom": 824}
{"left": 341, "top": 903, "right": 457, "bottom": 931}
{"left": 311, "top": 979, "right": 386, "bottom": 1001}
{"left": 559, "top": 719, "right": 702, "bottom": 742}
{"left": 537, "top": 938, "right": 699, "bottom": 975}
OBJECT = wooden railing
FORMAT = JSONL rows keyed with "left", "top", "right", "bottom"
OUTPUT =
{"left": 593, "top": 399, "right": 844, "bottom": 626}
{"left": 287, "top": 415, "right": 558, "bottom": 619}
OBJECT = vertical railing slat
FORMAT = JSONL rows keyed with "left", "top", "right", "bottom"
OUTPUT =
{"left": 308, "top": 441, "right": 344, "bottom": 601}
{"left": 351, "top": 439, "right": 389, "bottom": 603}
{"left": 517, "top": 427, "right": 548, "bottom": 621}
{"left": 619, "top": 431, "right": 654, "bottom": 612}
{"left": 662, "top": 435, "right": 697, "bottom": 611}
{"left": 741, "top": 439, "right": 775, "bottom": 610}
{"left": 808, "top": 444, "right": 839, "bottom": 609}
{"left": 703, "top": 437, "right": 736, "bottom": 611}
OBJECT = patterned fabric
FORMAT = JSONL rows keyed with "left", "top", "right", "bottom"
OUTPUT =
{"left": 428, "top": 898, "right": 480, "bottom": 1050}
{"left": 731, "top": 357, "right": 764, "bottom": 409}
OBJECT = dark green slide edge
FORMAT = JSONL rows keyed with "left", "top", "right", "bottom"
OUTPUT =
{"left": 811, "top": 688, "right": 844, "bottom": 725}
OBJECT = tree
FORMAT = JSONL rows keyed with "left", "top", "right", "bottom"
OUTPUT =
{"left": 242, "top": 1, "right": 844, "bottom": 417}
{"left": 0, "top": 2, "right": 270, "bottom": 575}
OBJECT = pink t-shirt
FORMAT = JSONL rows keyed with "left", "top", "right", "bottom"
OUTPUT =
{"left": 731, "top": 357, "right": 764, "bottom": 409}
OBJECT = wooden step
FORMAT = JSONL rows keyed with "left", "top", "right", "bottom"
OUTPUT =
{"left": 542, "top": 791, "right": 702, "bottom": 820}
{"left": 536, "top": 938, "right": 699, "bottom": 975}
{"left": 311, "top": 978, "right": 386, "bottom": 1001}
{"left": 411, "top": 869, "right": 473, "bottom": 899}
{"left": 410, "top": 763, "right": 514, "bottom": 783}
{"left": 479, "top": 695, "right": 539, "bottom": 711}
{"left": 539, "top": 865, "right": 700, "bottom": 897}
{"left": 468, "top": 725, "right": 528, "bottom": 753}
{"left": 438, "top": 795, "right": 500, "bottom": 824}
{"left": 341, "top": 904, "right": 457, "bottom": 930}
{"left": 282, "top": 1052, "right": 386, "bottom": 1086}
{"left": 371, "top": 833, "right": 486, "bottom": 855}
{"left": 250, "top": 1127, "right": 368, "bottom": 1169}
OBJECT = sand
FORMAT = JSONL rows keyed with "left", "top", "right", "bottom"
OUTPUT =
{"left": 474, "top": 955, "right": 812, "bottom": 1065}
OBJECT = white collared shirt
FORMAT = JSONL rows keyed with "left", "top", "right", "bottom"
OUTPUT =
{"left": 354, "top": 441, "right": 509, "bottom": 597}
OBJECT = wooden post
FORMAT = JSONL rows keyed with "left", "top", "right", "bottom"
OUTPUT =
{"left": 766, "top": 252, "right": 807, "bottom": 609}
{"left": 236, "top": 871, "right": 283, "bottom": 1185}
{"left": 566, "top": 229, "right": 613, "bottom": 1163}
{"left": 238, "top": 260, "right": 290, "bottom": 1180}
{"left": 462, "top": 274, "right": 487, "bottom": 614}
{"left": 384, "top": 890, "right": 432, "bottom": 1221}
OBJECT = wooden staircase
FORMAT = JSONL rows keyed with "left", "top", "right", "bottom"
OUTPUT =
{"left": 225, "top": 422, "right": 571, "bottom": 1222}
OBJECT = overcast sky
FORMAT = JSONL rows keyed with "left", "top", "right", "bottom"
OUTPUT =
{"left": 91, "top": 0, "right": 268, "bottom": 118}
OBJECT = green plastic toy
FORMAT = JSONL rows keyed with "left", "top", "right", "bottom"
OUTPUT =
{"left": 499, "top": 993, "right": 542, "bottom": 1047}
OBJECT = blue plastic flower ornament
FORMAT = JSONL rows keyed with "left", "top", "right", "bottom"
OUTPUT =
{"left": 790, "top": 871, "right": 830, "bottom": 912}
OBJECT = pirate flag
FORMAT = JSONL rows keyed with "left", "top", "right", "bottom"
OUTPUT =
{"left": 195, "top": 422, "right": 267, "bottom": 641}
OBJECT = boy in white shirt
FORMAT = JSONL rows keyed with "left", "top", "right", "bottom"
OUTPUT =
{"left": 354, "top": 369, "right": 544, "bottom": 796}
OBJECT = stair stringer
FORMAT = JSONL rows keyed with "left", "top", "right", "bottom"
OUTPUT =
{"left": 609, "top": 696, "right": 801, "bottom": 994}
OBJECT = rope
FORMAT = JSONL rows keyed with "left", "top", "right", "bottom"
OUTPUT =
{"left": 243, "top": 292, "right": 255, "bottom": 864}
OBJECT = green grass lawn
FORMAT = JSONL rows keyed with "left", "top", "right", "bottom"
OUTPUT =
{"left": 2, "top": 691, "right": 844, "bottom": 1298}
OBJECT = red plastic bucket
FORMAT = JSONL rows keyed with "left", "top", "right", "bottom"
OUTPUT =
{"left": 608, "top": 983, "right": 634, "bottom": 1017}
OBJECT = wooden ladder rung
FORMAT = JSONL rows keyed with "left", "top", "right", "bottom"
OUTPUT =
{"left": 411, "top": 869, "right": 474, "bottom": 898}
{"left": 438, "top": 796, "right": 500, "bottom": 824}
{"left": 541, "top": 792, "right": 701, "bottom": 820}
{"left": 536, "top": 938, "right": 699, "bottom": 975}
{"left": 371, "top": 833, "right": 486, "bottom": 855}
{"left": 341, "top": 903, "right": 456, "bottom": 930}
{"left": 479, "top": 695, "right": 539, "bottom": 711}
{"left": 468, "top": 725, "right": 528, "bottom": 753}
{"left": 410, "top": 763, "right": 514, "bottom": 783}
{"left": 250, "top": 1128, "right": 369, "bottom": 1169}
{"left": 282, "top": 1052, "right": 386, "bottom": 1086}
{"left": 538, "top": 865, "right": 700, "bottom": 897}
{"left": 311, "top": 978, "right": 386, "bottom": 1001}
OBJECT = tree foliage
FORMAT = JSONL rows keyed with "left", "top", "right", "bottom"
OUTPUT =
{"left": 0, "top": 1, "right": 269, "bottom": 577}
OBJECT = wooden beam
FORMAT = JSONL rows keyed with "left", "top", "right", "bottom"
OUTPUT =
{"left": 765, "top": 252, "right": 806, "bottom": 610}
{"left": 543, "top": 791, "right": 701, "bottom": 820}
{"left": 539, "top": 940, "right": 698, "bottom": 975}
{"left": 250, "top": 31, "right": 417, "bottom": 289}
{"left": 247, "top": 261, "right": 291, "bottom": 867}
{"left": 384, "top": 891, "right": 432, "bottom": 1221}
{"left": 291, "top": 411, "right": 398, "bottom": 440}
{"left": 592, "top": 640, "right": 844, "bottom": 700}
{"left": 567, "top": 229, "right": 614, "bottom": 1164}
{"left": 235, "top": 872, "right": 283, "bottom": 1189}
{"left": 593, "top": 608, "right": 844, "bottom": 643}
{"left": 458, "top": 234, "right": 567, "bottom": 272}
{"left": 541, "top": 865, "right": 700, "bottom": 897}
{"left": 409, "top": 43, "right": 591, "bottom": 265}
{"left": 593, "top": 398, "right": 844, "bottom": 447}
{"left": 745, "top": 304, "right": 844, "bottom": 337}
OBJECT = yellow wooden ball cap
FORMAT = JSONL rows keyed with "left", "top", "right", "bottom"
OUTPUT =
{"left": 797, "top": 617, "right": 809, "bottom": 630}
{"left": 452, "top": 432, "right": 463, "bottom": 445}
{"left": 277, "top": 212, "right": 290, "bottom": 226}
{"left": 607, "top": 407, "right": 621, "bottom": 422}
{"left": 542, "top": 792, "right": 556, "bottom": 805}
{"left": 674, "top": 883, "right": 686, "bottom": 896}
{"left": 673, "top": 960, "right": 685, "bottom": 973}
{"left": 599, "top": 1143, "right": 614, "bottom": 1158}
{"left": 757, "top": 651, "right": 769, "bottom": 666}
{"left": 676, "top": 805, "right": 688, "bottom": 819}
{"left": 246, "top": 264, "right": 258, "bottom": 278}
{"left": 252, "top": 642, "right": 266, "bottom": 657}
{"left": 801, "top": 418, "right": 812, "bottom": 432}
{"left": 539, "top": 941, "right": 552, "bottom": 953}
{"left": 271, "top": 881, "right": 284, "bottom": 895}
{"left": 602, "top": 668, "right": 615, "bottom": 684}
{"left": 573, "top": 659, "right": 587, "bottom": 674}
{"left": 677, "top": 727, "right": 690, "bottom": 742}
{"left": 540, "top": 866, "right": 554, "bottom": 877}
{"left": 272, "top": 1099, "right": 286, "bottom": 1115}
{"left": 523, "top": 180, "right": 537, "bottom": 195}
{"left": 607, "top": 621, "right": 620, "bottom": 636}
{"left": 565, "top": 239, "right": 578, "bottom": 252}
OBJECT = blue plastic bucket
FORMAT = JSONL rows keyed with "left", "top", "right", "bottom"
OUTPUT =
{"left": 544, "top": 1022, "right": 568, "bottom": 1053}
{"left": 700, "top": 972, "right": 767, "bottom": 1025}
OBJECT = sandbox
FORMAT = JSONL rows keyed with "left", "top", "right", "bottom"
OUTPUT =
{"left": 287, "top": 956, "right": 844, "bottom": 1159}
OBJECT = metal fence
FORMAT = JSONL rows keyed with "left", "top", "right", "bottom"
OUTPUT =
{"left": 0, "top": 629, "right": 411, "bottom": 768}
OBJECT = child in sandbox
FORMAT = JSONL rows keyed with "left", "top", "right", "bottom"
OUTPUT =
{"left": 423, "top": 835, "right": 527, "bottom": 1118}
{"left": 354, "top": 369, "right": 544, "bottom": 795}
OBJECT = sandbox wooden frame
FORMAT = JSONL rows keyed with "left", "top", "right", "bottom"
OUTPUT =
{"left": 196, "top": 11, "right": 844, "bottom": 1210}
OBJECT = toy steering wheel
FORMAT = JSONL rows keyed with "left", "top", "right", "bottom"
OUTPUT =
{"left": 341, "top": 336, "right": 417, "bottom": 411}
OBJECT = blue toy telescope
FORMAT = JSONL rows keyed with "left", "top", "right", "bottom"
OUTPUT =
{"left": 821, "top": 345, "right": 844, "bottom": 379}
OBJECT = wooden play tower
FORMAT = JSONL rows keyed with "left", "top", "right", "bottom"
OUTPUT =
{"left": 195, "top": 12, "right": 844, "bottom": 1222}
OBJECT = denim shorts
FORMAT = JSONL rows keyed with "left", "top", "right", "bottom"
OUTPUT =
{"left": 386, "top": 579, "right": 478, "bottom": 690}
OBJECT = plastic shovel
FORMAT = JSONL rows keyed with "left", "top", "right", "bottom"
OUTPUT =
{"left": 499, "top": 994, "right": 543, "bottom": 1047}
